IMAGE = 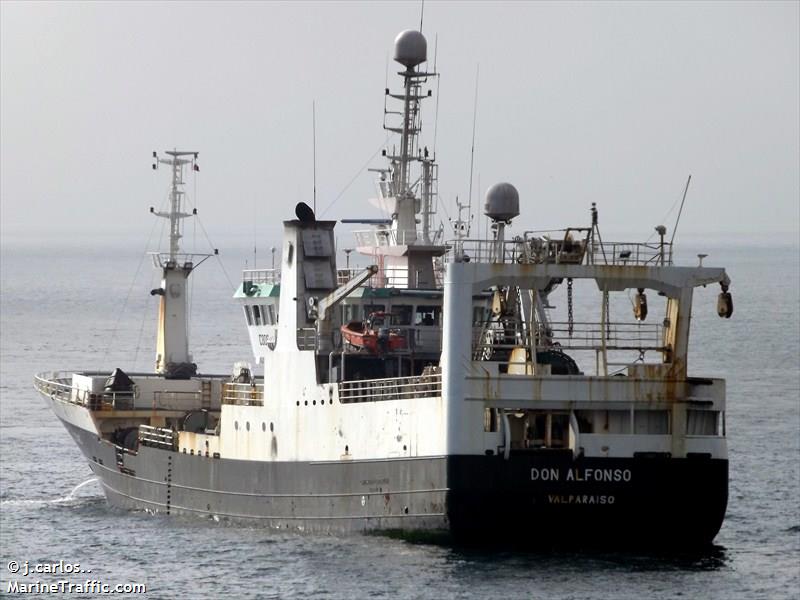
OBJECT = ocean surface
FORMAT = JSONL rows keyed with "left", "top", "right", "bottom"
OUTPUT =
{"left": 1, "top": 236, "right": 798, "bottom": 599}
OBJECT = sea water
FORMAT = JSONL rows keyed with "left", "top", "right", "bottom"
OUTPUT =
{"left": 1, "top": 237, "right": 798, "bottom": 599}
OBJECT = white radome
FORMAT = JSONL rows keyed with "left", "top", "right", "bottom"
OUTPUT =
{"left": 484, "top": 182, "right": 520, "bottom": 222}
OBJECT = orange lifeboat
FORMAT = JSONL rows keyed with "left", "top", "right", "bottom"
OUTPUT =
{"left": 340, "top": 312, "right": 407, "bottom": 354}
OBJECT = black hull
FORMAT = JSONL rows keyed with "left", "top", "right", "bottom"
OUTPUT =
{"left": 62, "top": 420, "right": 727, "bottom": 547}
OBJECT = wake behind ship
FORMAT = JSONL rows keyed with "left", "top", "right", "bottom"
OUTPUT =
{"left": 35, "top": 29, "right": 734, "bottom": 547}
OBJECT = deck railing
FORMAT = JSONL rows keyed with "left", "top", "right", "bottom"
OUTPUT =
{"left": 34, "top": 372, "right": 136, "bottom": 410}
{"left": 590, "top": 241, "right": 672, "bottom": 266}
{"left": 222, "top": 382, "right": 264, "bottom": 406}
{"left": 473, "top": 321, "right": 666, "bottom": 355}
{"left": 339, "top": 370, "right": 442, "bottom": 403}
{"left": 242, "top": 269, "right": 280, "bottom": 285}
{"left": 443, "top": 235, "right": 673, "bottom": 267}
{"left": 353, "top": 228, "right": 438, "bottom": 248}
{"left": 547, "top": 321, "right": 666, "bottom": 351}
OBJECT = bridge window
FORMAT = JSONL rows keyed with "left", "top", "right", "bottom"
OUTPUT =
{"left": 252, "top": 305, "right": 262, "bottom": 326}
{"left": 244, "top": 306, "right": 253, "bottom": 326}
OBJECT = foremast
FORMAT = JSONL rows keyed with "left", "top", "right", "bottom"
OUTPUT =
{"left": 149, "top": 150, "right": 211, "bottom": 379}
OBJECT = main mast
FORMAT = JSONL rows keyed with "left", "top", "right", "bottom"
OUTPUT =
{"left": 149, "top": 150, "right": 205, "bottom": 379}
{"left": 383, "top": 29, "right": 437, "bottom": 245}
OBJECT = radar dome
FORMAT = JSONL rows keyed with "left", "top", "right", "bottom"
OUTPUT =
{"left": 394, "top": 30, "right": 427, "bottom": 68}
{"left": 484, "top": 182, "right": 520, "bottom": 222}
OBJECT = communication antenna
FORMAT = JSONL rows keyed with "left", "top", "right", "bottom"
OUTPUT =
{"left": 467, "top": 64, "right": 479, "bottom": 236}
{"left": 670, "top": 174, "right": 692, "bottom": 246}
{"left": 419, "top": 0, "right": 425, "bottom": 32}
{"left": 313, "top": 100, "right": 317, "bottom": 213}
{"left": 432, "top": 34, "right": 440, "bottom": 154}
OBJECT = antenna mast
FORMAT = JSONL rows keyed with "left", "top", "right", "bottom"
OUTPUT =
{"left": 382, "top": 29, "right": 437, "bottom": 245}
{"left": 467, "top": 64, "right": 479, "bottom": 236}
{"left": 149, "top": 149, "right": 210, "bottom": 379}
{"left": 152, "top": 150, "right": 198, "bottom": 261}
{"left": 313, "top": 100, "right": 317, "bottom": 213}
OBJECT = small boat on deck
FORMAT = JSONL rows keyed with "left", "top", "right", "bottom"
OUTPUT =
{"left": 341, "top": 312, "right": 408, "bottom": 354}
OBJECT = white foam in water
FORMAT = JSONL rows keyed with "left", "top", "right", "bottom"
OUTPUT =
{"left": 1, "top": 477, "right": 99, "bottom": 508}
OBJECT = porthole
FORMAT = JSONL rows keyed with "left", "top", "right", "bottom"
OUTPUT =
{"left": 345, "top": 445, "right": 349, "bottom": 453}
{"left": 313, "top": 400, "right": 317, "bottom": 406}
{"left": 304, "top": 400, "right": 308, "bottom": 406}
{"left": 246, "top": 421, "right": 250, "bottom": 431}
{"left": 262, "top": 422, "right": 266, "bottom": 432}
{"left": 270, "top": 422, "right": 274, "bottom": 432}
{"left": 234, "top": 421, "right": 239, "bottom": 430}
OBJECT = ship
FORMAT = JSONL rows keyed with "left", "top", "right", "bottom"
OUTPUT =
{"left": 35, "top": 29, "right": 734, "bottom": 546}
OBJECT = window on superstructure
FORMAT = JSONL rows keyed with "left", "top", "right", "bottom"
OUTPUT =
{"left": 364, "top": 304, "right": 385, "bottom": 317}
{"left": 252, "top": 305, "right": 262, "bottom": 326}
{"left": 342, "top": 304, "right": 360, "bottom": 323}
{"left": 392, "top": 305, "right": 413, "bottom": 326}
{"left": 634, "top": 410, "right": 670, "bottom": 434}
{"left": 415, "top": 305, "right": 441, "bottom": 326}
{"left": 266, "top": 305, "right": 277, "bottom": 325}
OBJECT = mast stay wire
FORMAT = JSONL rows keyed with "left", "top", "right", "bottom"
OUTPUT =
{"left": 133, "top": 268, "right": 158, "bottom": 369}
{"left": 646, "top": 175, "right": 691, "bottom": 243}
{"left": 319, "top": 133, "right": 395, "bottom": 218}
{"left": 101, "top": 183, "right": 167, "bottom": 370}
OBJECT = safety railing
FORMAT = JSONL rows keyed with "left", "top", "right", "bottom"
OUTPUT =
{"left": 472, "top": 321, "right": 666, "bottom": 356}
{"left": 443, "top": 235, "right": 673, "bottom": 268}
{"left": 353, "top": 229, "right": 432, "bottom": 247}
{"left": 589, "top": 241, "right": 672, "bottom": 266}
{"left": 149, "top": 252, "right": 214, "bottom": 270}
{"left": 547, "top": 321, "right": 666, "bottom": 351}
{"left": 222, "top": 382, "right": 264, "bottom": 406}
{"left": 339, "top": 370, "right": 442, "bottom": 403}
{"left": 138, "top": 425, "right": 177, "bottom": 451}
{"left": 242, "top": 269, "right": 280, "bottom": 284}
{"left": 444, "top": 239, "right": 526, "bottom": 265}
{"left": 34, "top": 372, "right": 136, "bottom": 410}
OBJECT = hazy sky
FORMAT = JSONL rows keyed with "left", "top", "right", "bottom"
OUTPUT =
{"left": 1, "top": 1, "right": 798, "bottom": 249}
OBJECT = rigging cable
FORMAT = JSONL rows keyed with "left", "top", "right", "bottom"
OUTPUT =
{"left": 194, "top": 214, "right": 236, "bottom": 292}
{"left": 319, "top": 133, "right": 395, "bottom": 218}
{"left": 101, "top": 184, "right": 166, "bottom": 370}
